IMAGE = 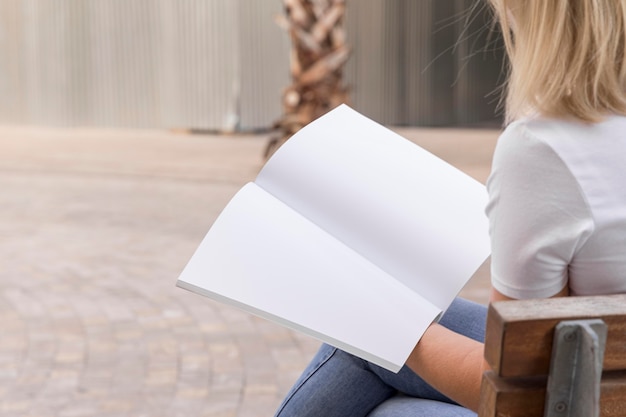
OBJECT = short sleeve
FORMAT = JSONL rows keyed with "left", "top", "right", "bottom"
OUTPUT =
{"left": 485, "top": 122, "right": 594, "bottom": 299}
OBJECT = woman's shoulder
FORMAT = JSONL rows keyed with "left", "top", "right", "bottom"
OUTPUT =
{"left": 502, "top": 114, "right": 626, "bottom": 141}
{"left": 492, "top": 117, "right": 558, "bottom": 162}
{"left": 490, "top": 114, "right": 623, "bottom": 190}
{"left": 496, "top": 114, "right": 626, "bottom": 163}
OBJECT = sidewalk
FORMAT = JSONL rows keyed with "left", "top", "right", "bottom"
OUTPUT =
{"left": 0, "top": 124, "right": 500, "bottom": 416}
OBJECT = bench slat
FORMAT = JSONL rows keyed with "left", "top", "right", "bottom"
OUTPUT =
{"left": 484, "top": 294, "right": 626, "bottom": 377}
{"left": 479, "top": 370, "right": 626, "bottom": 417}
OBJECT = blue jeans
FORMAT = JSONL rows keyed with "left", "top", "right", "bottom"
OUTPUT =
{"left": 274, "top": 298, "right": 487, "bottom": 417}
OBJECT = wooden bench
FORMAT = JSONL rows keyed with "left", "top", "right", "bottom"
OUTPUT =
{"left": 478, "top": 294, "right": 626, "bottom": 417}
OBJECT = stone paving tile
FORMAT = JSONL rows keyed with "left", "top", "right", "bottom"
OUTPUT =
{"left": 0, "top": 125, "right": 499, "bottom": 416}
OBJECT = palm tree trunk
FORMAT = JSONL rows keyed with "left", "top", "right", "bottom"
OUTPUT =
{"left": 265, "top": 0, "right": 350, "bottom": 158}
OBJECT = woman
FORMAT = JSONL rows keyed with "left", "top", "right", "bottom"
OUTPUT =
{"left": 274, "top": 0, "right": 626, "bottom": 415}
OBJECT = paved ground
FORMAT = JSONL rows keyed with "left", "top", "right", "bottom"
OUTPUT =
{"left": 0, "top": 123, "right": 500, "bottom": 416}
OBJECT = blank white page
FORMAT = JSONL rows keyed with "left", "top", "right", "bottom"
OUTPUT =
{"left": 256, "top": 105, "right": 491, "bottom": 311}
{"left": 177, "top": 183, "right": 440, "bottom": 372}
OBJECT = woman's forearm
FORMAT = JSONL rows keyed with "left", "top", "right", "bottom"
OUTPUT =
{"left": 404, "top": 323, "right": 486, "bottom": 412}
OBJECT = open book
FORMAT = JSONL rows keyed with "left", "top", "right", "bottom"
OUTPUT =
{"left": 177, "top": 104, "right": 491, "bottom": 372}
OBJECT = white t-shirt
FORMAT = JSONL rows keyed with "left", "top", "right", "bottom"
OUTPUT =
{"left": 486, "top": 115, "right": 626, "bottom": 299}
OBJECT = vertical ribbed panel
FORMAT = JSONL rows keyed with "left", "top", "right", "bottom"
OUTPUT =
{"left": 0, "top": 0, "right": 502, "bottom": 129}
{"left": 345, "top": 0, "right": 461, "bottom": 126}
{"left": 345, "top": 0, "right": 502, "bottom": 126}
{"left": 452, "top": 0, "right": 505, "bottom": 125}
{"left": 0, "top": 0, "right": 22, "bottom": 123}
{"left": 89, "top": 0, "right": 160, "bottom": 127}
{"left": 22, "top": 0, "right": 70, "bottom": 125}
{"left": 238, "top": 0, "right": 289, "bottom": 131}
{"left": 344, "top": 0, "right": 404, "bottom": 124}
{"left": 12, "top": 0, "right": 162, "bottom": 127}
{"left": 160, "top": 0, "right": 240, "bottom": 131}
{"left": 0, "top": 0, "right": 289, "bottom": 130}
{"left": 413, "top": 1, "right": 459, "bottom": 126}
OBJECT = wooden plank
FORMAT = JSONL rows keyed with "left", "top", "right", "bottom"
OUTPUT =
{"left": 478, "top": 372, "right": 545, "bottom": 417}
{"left": 479, "top": 371, "right": 626, "bottom": 417}
{"left": 484, "top": 294, "right": 626, "bottom": 377}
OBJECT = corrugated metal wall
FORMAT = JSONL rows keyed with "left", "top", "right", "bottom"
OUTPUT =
{"left": 0, "top": 0, "right": 502, "bottom": 130}
{"left": 0, "top": 0, "right": 162, "bottom": 127}
{"left": 159, "top": 0, "right": 240, "bottom": 130}
{"left": 0, "top": 0, "right": 21, "bottom": 123}
{"left": 0, "top": 0, "right": 287, "bottom": 130}
{"left": 88, "top": 0, "right": 161, "bottom": 128}
{"left": 344, "top": 0, "right": 504, "bottom": 126}
{"left": 239, "top": 0, "right": 291, "bottom": 130}
{"left": 451, "top": 0, "right": 505, "bottom": 125}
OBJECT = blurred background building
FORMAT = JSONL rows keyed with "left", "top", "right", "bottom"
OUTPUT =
{"left": 0, "top": 0, "right": 504, "bottom": 131}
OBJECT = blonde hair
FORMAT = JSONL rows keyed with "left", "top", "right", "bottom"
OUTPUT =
{"left": 488, "top": 0, "right": 626, "bottom": 123}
